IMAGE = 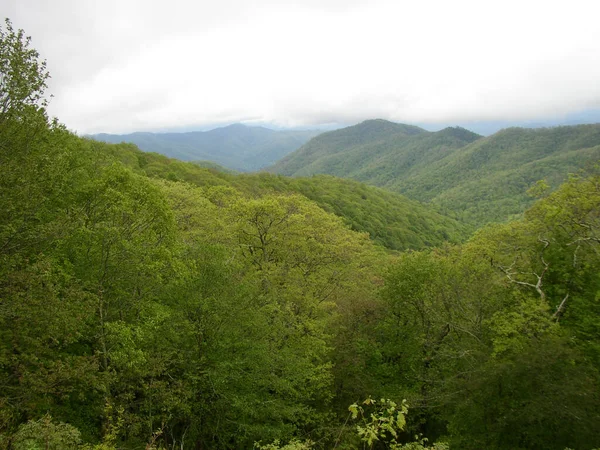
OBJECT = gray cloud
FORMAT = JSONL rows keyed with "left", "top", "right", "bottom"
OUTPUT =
{"left": 4, "top": 0, "right": 600, "bottom": 133}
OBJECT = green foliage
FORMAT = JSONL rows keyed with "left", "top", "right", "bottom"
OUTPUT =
{"left": 374, "top": 172, "right": 600, "bottom": 449}
{"left": 254, "top": 439, "right": 315, "bottom": 450}
{"left": 231, "top": 173, "right": 470, "bottom": 251}
{"left": 269, "top": 119, "right": 431, "bottom": 177}
{"left": 446, "top": 333, "right": 600, "bottom": 450}
{"left": 0, "top": 18, "right": 49, "bottom": 123}
{"left": 349, "top": 397, "right": 409, "bottom": 448}
{"left": 86, "top": 139, "right": 469, "bottom": 252}
{"left": 3, "top": 18, "right": 600, "bottom": 450}
{"left": 11, "top": 415, "right": 82, "bottom": 450}
{"left": 256, "top": 398, "right": 448, "bottom": 450}
{"left": 443, "top": 172, "right": 600, "bottom": 449}
{"left": 270, "top": 119, "right": 600, "bottom": 226}
{"left": 487, "top": 296, "right": 557, "bottom": 357}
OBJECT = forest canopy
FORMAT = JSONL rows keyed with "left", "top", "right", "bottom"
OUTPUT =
{"left": 1, "top": 19, "right": 599, "bottom": 450}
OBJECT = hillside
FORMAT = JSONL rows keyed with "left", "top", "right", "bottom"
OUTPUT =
{"left": 269, "top": 120, "right": 600, "bottom": 224}
{"left": 232, "top": 173, "right": 470, "bottom": 249}
{"left": 391, "top": 125, "right": 600, "bottom": 223}
{"left": 90, "top": 139, "right": 469, "bottom": 250}
{"left": 92, "top": 124, "right": 321, "bottom": 171}
{"left": 270, "top": 119, "right": 430, "bottom": 176}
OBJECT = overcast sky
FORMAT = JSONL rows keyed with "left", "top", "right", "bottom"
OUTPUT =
{"left": 5, "top": 0, "right": 600, "bottom": 134}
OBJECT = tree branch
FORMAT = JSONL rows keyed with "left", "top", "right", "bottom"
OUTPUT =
{"left": 552, "top": 293, "right": 569, "bottom": 322}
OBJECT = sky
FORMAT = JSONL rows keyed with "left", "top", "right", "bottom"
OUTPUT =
{"left": 5, "top": 0, "right": 600, "bottom": 135}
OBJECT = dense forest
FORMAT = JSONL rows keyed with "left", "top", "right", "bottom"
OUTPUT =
{"left": 1, "top": 20, "right": 600, "bottom": 450}
{"left": 269, "top": 119, "right": 600, "bottom": 226}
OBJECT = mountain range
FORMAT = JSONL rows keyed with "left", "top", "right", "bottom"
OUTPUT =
{"left": 92, "top": 124, "right": 320, "bottom": 172}
{"left": 93, "top": 118, "right": 600, "bottom": 227}
{"left": 269, "top": 119, "right": 600, "bottom": 225}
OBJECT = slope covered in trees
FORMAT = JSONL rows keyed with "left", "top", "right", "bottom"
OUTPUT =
{"left": 232, "top": 174, "right": 470, "bottom": 250}
{"left": 270, "top": 120, "right": 600, "bottom": 225}
{"left": 90, "top": 140, "right": 470, "bottom": 251}
{"left": 2, "top": 19, "right": 600, "bottom": 450}
{"left": 269, "top": 119, "right": 438, "bottom": 177}
{"left": 92, "top": 124, "right": 320, "bottom": 172}
{"left": 393, "top": 125, "right": 600, "bottom": 223}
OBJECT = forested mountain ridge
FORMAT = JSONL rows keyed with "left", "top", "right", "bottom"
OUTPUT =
{"left": 269, "top": 119, "right": 433, "bottom": 176}
{"left": 270, "top": 120, "right": 600, "bottom": 225}
{"left": 2, "top": 19, "right": 600, "bottom": 450}
{"left": 234, "top": 174, "right": 470, "bottom": 250}
{"left": 92, "top": 123, "right": 321, "bottom": 172}
{"left": 94, "top": 140, "right": 470, "bottom": 250}
{"left": 392, "top": 124, "right": 600, "bottom": 223}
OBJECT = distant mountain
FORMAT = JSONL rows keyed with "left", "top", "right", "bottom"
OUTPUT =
{"left": 269, "top": 120, "right": 600, "bottom": 225}
{"left": 394, "top": 125, "right": 600, "bottom": 224}
{"left": 418, "top": 108, "right": 600, "bottom": 136}
{"left": 91, "top": 124, "right": 321, "bottom": 172}
{"left": 270, "top": 119, "right": 430, "bottom": 176}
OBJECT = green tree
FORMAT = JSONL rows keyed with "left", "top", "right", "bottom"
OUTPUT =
{"left": 438, "top": 172, "right": 600, "bottom": 449}
{"left": 10, "top": 415, "right": 82, "bottom": 450}
{"left": 0, "top": 18, "right": 48, "bottom": 114}
{"left": 0, "top": 18, "right": 51, "bottom": 154}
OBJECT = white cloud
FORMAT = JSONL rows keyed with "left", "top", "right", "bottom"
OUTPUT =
{"left": 4, "top": 0, "right": 600, "bottom": 133}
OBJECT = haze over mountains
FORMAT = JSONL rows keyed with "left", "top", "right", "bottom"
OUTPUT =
{"left": 269, "top": 119, "right": 600, "bottom": 225}
{"left": 92, "top": 124, "right": 320, "bottom": 172}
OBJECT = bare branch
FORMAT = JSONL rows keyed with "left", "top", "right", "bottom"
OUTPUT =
{"left": 498, "top": 259, "right": 547, "bottom": 302}
{"left": 552, "top": 293, "right": 569, "bottom": 322}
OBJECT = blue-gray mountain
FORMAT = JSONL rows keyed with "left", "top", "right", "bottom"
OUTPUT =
{"left": 92, "top": 124, "right": 321, "bottom": 172}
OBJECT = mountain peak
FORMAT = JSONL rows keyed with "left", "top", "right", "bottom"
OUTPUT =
{"left": 269, "top": 120, "right": 433, "bottom": 177}
{"left": 436, "top": 126, "right": 482, "bottom": 142}
{"left": 354, "top": 119, "right": 426, "bottom": 136}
